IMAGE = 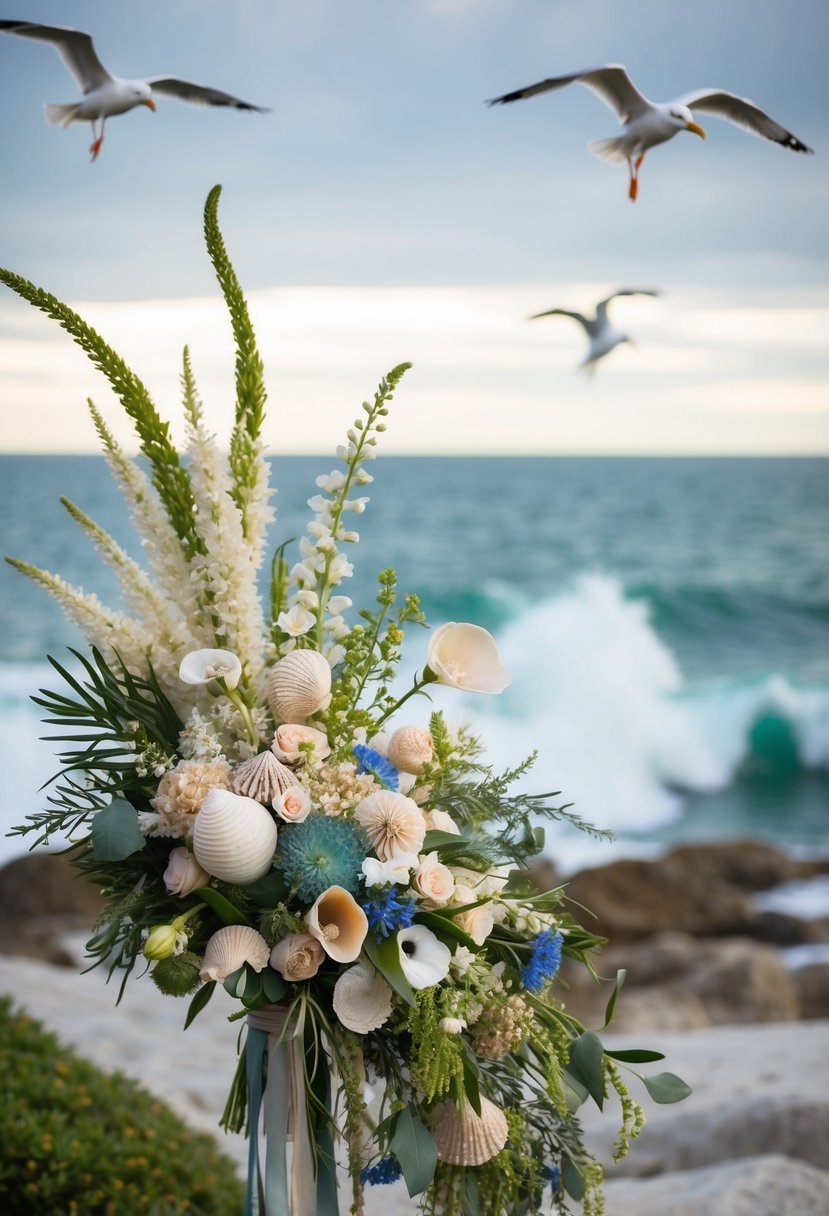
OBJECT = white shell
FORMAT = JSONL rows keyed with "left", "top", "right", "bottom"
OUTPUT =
{"left": 268, "top": 651, "right": 332, "bottom": 722}
{"left": 232, "top": 751, "right": 298, "bottom": 804}
{"left": 387, "top": 725, "right": 434, "bottom": 775}
{"left": 432, "top": 1096, "right": 509, "bottom": 1166}
{"left": 332, "top": 961, "right": 393, "bottom": 1034}
{"left": 193, "top": 788, "right": 278, "bottom": 885}
{"left": 199, "top": 925, "right": 271, "bottom": 982}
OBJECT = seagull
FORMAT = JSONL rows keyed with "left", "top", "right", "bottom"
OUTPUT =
{"left": 487, "top": 65, "right": 813, "bottom": 201}
{"left": 0, "top": 20, "right": 268, "bottom": 161}
{"left": 530, "top": 289, "right": 660, "bottom": 373}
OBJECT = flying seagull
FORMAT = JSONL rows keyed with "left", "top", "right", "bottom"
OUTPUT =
{"left": 487, "top": 65, "right": 813, "bottom": 201}
{"left": 530, "top": 289, "right": 660, "bottom": 373}
{"left": 0, "top": 20, "right": 268, "bottom": 161}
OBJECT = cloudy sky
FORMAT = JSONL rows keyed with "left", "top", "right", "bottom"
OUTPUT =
{"left": 0, "top": 0, "right": 827, "bottom": 454}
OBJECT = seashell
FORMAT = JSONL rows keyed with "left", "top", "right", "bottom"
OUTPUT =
{"left": 332, "top": 961, "right": 393, "bottom": 1034}
{"left": 387, "top": 725, "right": 434, "bottom": 775}
{"left": 232, "top": 751, "right": 298, "bottom": 804}
{"left": 199, "top": 924, "right": 271, "bottom": 982}
{"left": 193, "top": 788, "right": 278, "bottom": 885}
{"left": 305, "top": 885, "right": 368, "bottom": 964}
{"left": 268, "top": 650, "right": 332, "bottom": 722}
{"left": 432, "top": 1096, "right": 509, "bottom": 1166}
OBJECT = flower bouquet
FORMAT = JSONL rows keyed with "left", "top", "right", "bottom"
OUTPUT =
{"left": 3, "top": 188, "right": 689, "bottom": 1216}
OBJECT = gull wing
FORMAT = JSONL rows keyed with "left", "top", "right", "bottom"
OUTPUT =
{"left": 488, "top": 65, "right": 651, "bottom": 124}
{"left": 596, "top": 289, "right": 660, "bottom": 326}
{"left": 147, "top": 77, "right": 269, "bottom": 111}
{"left": 0, "top": 20, "right": 112, "bottom": 91}
{"left": 678, "top": 89, "right": 813, "bottom": 153}
{"left": 529, "top": 308, "right": 597, "bottom": 336}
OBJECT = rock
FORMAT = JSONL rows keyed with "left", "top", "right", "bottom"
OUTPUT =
{"left": 0, "top": 852, "right": 104, "bottom": 964}
{"left": 680, "top": 937, "right": 798, "bottom": 1024}
{"left": 662, "top": 840, "right": 829, "bottom": 891}
{"left": 793, "top": 963, "right": 829, "bottom": 1019}
{"left": 603, "top": 1154, "right": 829, "bottom": 1216}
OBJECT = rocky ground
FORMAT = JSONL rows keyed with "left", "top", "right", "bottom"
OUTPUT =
{"left": 1, "top": 837, "right": 828, "bottom": 1214}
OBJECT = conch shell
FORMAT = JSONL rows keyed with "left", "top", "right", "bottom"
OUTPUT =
{"left": 192, "top": 788, "right": 277, "bottom": 885}
{"left": 387, "top": 725, "right": 434, "bottom": 775}
{"left": 199, "top": 925, "right": 271, "bottom": 982}
{"left": 305, "top": 885, "right": 368, "bottom": 964}
{"left": 332, "top": 960, "right": 393, "bottom": 1034}
{"left": 432, "top": 1095, "right": 509, "bottom": 1166}
{"left": 232, "top": 750, "right": 298, "bottom": 804}
{"left": 267, "top": 650, "right": 332, "bottom": 723}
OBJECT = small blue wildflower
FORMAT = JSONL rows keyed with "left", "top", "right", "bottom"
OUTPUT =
{"left": 361, "top": 887, "right": 417, "bottom": 939}
{"left": 276, "top": 813, "right": 368, "bottom": 902}
{"left": 360, "top": 1156, "right": 402, "bottom": 1186}
{"left": 521, "top": 929, "right": 564, "bottom": 994}
{"left": 353, "top": 743, "right": 399, "bottom": 790}
{"left": 543, "top": 1163, "right": 562, "bottom": 1193}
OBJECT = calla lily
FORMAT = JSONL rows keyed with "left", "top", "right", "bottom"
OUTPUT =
{"left": 396, "top": 924, "right": 452, "bottom": 989}
{"left": 179, "top": 648, "right": 242, "bottom": 690}
{"left": 426, "top": 623, "right": 511, "bottom": 694}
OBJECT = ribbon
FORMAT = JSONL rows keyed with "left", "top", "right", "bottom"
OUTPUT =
{"left": 245, "top": 1004, "right": 339, "bottom": 1216}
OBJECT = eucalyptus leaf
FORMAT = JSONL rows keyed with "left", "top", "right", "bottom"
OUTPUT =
{"left": 460, "top": 1048, "right": 482, "bottom": 1116}
{"left": 606, "top": 1048, "right": 666, "bottom": 1063}
{"left": 561, "top": 1156, "right": 584, "bottom": 1202}
{"left": 561, "top": 1069, "right": 589, "bottom": 1112}
{"left": 363, "top": 933, "right": 415, "bottom": 1006}
{"left": 244, "top": 869, "right": 290, "bottom": 907}
{"left": 184, "top": 980, "right": 215, "bottom": 1029}
{"left": 567, "top": 1030, "right": 605, "bottom": 1109}
{"left": 195, "top": 886, "right": 251, "bottom": 927}
{"left": 262, "top": 968, "right": 288, "bottom": 1004}
{"left": 641, "top": 1072, "right": 693, "bottom": 1104}
{"left": 90, "top": 798, "right": 145, "bottom": 861}
{"left": 415, "top": 909, "right": 478, "bottom": 950}
{"left": 390, "top": 1103, "right": 438, "bottom": 1197}
{"left": 602, "top": 968, "right": 626, "bottom": 1030}
{"left": 223, "top": 965, "right": 246, "bottom": 999}
{"left": 462, "top": 1168, "right": 482, "bottom": 1216}
{"left": 422, "top": 829, "right": 473, "bottom": 852}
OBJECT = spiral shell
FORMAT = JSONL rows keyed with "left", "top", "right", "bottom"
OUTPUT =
{"left": 432, "top": 1096, "right": 509, "bottom": 1166}
{"left": 232, "top": 751, "right": 298, "bottom": 804}
{"left": 387, "top": 725, "right": 434, "bottom": 775}
{"left": 267, "top": 651, "right": 332, "bottom": 723}
{"left": 192, "top": 789, "right": 277, "bottom": 885}
{"left": 199, "top": 925, "right": 271, "bottom": 982}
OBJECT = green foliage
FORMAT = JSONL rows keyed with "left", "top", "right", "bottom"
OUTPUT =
{"left": 0, "top": 997, "right": 244, "bottom": 1216}
{"left": 405, "top": 988, "right": 464, "bottom": 1103}
{"left": 389, "top": 1102, "right": 438, "bottom": 1197}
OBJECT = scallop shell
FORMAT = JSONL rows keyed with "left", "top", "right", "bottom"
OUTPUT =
{"left": 332, "top": 960, "right": 393, "bottom": 1034}
{"left": 267, "top": 651, "right": 332, "bottom": 722}
{"left": 432, "top": 1096, "right": 509, "bottom": 1166}
{"left": 387, "top": 725, "right": 434, "bottom": 775}
{"left": 193, "top": 788, "right": 278, "bottom": 885}
{"left": 232, "top": 751, "right": 298, "bottom": 804}
{"left": 199, "top": 925, "right": 271, "bottom": 982}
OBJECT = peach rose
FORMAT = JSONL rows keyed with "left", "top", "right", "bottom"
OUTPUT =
{"left": 163, "top": 847, "right": 209, "bottom": 897}
{"left": 272, "top": 723, "right": 331, "bottom": 764}
{"left": 453, "top": 883, "right": 496, "bottom": 946}
{"left": 413, "top": 852, "right": 455, "bottom": 906}
{"left": 274, "top": 784, "right": 312, "bottom": 823}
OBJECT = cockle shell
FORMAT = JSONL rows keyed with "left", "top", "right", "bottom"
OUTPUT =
{"left": 387, "top": 725, "right": 434, "bottom": 775}
{"left": 199, "top": 925, "right": 271, "bottom": 982}
{"left": 305, "top": 885, "right": 368, "bottom": 964}
{"left": 332, "top": 961, "right": 393, "bottom": 1034}
{"left": 432, "top": 1096, "right": 509, "bottom": 1166}
{"left": 232, "top": 751, "right": 298, "bottom": 804}
{"left": 192, "top": 788, "right": 277, "bottom": 885}
{"left": 267, "top": 651, "right": 332, "bottom": 723}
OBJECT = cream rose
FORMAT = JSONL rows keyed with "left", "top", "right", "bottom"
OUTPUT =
{"left": 414, "top": 852, "right": 455, "bottom": 906}
{"left": 424, "top": 809, "right": 460, "bottom": 835}
{"left": 162, "top": 847, "right": 209, "bottom": 897}
{"left": 274, "top": 784, "right": 312, "bottom": 823}
{"left": 272, "top": 723, "right": 331, "bottom": 764}
{"left": 453, "top": 883, "right": 496, "bottom": 946}
{"left": 270, "top": 932, "right": 325, "bottom": 981}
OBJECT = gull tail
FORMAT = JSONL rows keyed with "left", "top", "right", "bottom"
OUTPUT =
{"left": 588, "top": 136, "right": 628, "bottom": 165}
{"left": 44, "top": 102, "right": 83, "bottom": 129}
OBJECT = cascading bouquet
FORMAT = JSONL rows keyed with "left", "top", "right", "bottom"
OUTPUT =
{"left": 3, "top": 187, "right": 689, "bottom": 1216}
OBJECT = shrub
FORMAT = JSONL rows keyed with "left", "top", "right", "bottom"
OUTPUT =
{"left": 0, "top": 996, "right": 245, "bottom": 1215}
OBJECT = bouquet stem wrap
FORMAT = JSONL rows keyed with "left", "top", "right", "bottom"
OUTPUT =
{"left": 246, "top": 1005, "right": 338, "bottom": 1216}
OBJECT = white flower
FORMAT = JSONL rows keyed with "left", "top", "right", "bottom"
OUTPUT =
{"left": 179, "top": 648, "right": 242, "bottom": 689}
{"left": 277, "top": 605, "right": 316, "bottom": 637}
{"left": 396, "top": 924, "right": 451, "bottom": 990}
{"left": 316, "top": 470, "right": 346, "bottom": 493}
{"left": 163, "top": 847, "right": 209, "bottom": 897}
{"left": 327, "top": 596, "right": 352, "bottom": 614}
{"left": 424, "top": 809, "right": 460, "bottom": 836}
{"left": 426, "top": 623, "right": 511, "bottom": 694}
{"left": 413, "top": 852, "right": 455, "bottom": 906}
{"left": 450, "top": 945, "right": 477, "bottom": 977}
{"left": 274, "top": 784, "right": 312, "bottom": 823}
{"left": 362, "top": 852, "right": 419, "bottom": 887}
{"left": 439, "top": 1017, "right": 466, "bottom": 1035}
{"left": 272, "top": 723, "right": 331, "bottom": 763}
{"left": 453, "top": 884, "right": 496, "bottom": 947}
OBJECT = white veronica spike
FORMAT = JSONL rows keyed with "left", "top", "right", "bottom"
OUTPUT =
{"left": 487, "top": 64, "right": 812, "bottom": 201}
{"left": 530, "top": 288, "right": 660, "bottom": 373}
{"left": 0, "top": 20, "right": 268, "bottom": 162}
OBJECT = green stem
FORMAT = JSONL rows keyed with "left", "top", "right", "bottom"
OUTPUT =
{"left": 221, "top": 682, "right": 261, "bottom": 749}
{"left": 373, "top": 667, "right": 438, "bottom": 731}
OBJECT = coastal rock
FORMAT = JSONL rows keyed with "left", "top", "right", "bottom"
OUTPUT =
{"left": 662, "top": 840, "right": 829, "bottom": 891}
{"left": 603, "top": 1154, "right": 829, "bottom": 1216}
{"left": 0, "top": 852, "right": 103, "bottom": 965}
{"left": 792, "top": 963, "right": 829, "bottom": 1019}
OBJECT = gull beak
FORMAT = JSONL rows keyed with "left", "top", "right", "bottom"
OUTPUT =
{"left": 143, "top": 98, "right": 157, "bottom": 112}
{"left": 686, "top": 120, "right": 706, "bottom": 139}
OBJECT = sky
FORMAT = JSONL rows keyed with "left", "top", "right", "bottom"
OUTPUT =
{"left": 0, "top": 0, "right": 827, "bottom": 455}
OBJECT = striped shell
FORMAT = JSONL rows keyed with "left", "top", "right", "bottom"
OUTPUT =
{"left": 332, "top": 961, "right": 393, "bottom": 1034}
{"left": 192, "top": 788, "right": 277, "bottom": 885}
{"left": 232, "top": 751, "right": 298, "bottom": 804}
{"left": 199, "top": 925, "right": 270, "bottom": 982}
{"left": 267, "top": 651, "right": 332, "bottom": 722}
{"left": 432, "top": 1096, "right": 509, "bottom": 1166}
{"left": 387, "top": 725, "right": 434, "bottom": 775}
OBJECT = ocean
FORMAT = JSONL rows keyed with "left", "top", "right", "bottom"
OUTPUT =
{"left": 1, "top": 455, "right": 827, "bottom": 872}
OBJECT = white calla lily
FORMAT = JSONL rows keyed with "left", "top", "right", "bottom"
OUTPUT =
{"left": 426, "top": 623, "right": 511, "bottom": 694}
{"left": 396, "top": 924, "right": 451, "bottom": 990}
{"left": 179, "top": 648, "right": 242, "bottom": 690}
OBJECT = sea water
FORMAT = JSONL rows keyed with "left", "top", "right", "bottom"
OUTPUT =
{"left": 0, "top": 455, "right": 827, "bottom": 871}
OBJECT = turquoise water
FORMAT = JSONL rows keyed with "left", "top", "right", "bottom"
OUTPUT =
{"left": 1, "top": 455, "right": 827, "bottom": 866}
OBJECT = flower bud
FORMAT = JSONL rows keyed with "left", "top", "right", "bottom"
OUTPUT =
{"left": 144, "top": 925, "right": 178, "bottom": 960}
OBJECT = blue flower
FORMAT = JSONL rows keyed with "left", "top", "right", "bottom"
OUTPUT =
{"left": 521, "top": 929, "right": 563, "bottom": 994}
{"left": 276, "top": 813, "right": 368, "bottom": 902}
{"left": 353, "top": 743, "right": 399, "bottom": 790}
{"left": 361, "top": 887, "right": 417, "bottom": 939}
{"left": 360, "top": 1157, "right": 402, "bottom": 1186}
{"left": 543, "top": 1163, "right": 561, "bottom": 1192}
